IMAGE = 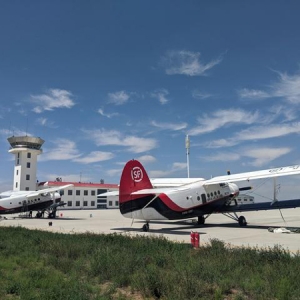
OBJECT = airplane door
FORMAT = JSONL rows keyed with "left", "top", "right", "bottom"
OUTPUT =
{"left": 201, "top": 193, "right": 207, "bottom": 204}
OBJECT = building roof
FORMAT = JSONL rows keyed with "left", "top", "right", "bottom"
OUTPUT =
{"left": 38, "top": 181, "right": 119, "bottom": 189}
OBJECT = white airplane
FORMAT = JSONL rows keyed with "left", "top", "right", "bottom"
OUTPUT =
{"left": 113, "top": 159, "right": 300, "bottom": 231}
{"left": 0, "top": 184, "right": 73, "bottom": 218}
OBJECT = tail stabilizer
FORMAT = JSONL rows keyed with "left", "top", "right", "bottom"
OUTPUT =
{"left": 119, "top": 160, "right": 153, "bottom": 204}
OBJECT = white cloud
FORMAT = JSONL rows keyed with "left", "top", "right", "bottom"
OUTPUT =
{"left": 205, "top": 122, "right": 300, "bottom": 149}
{"left": 43, "top": 173, "right": 91, "bottom": 183}
{"left": 82, "top": 129, "right": 157, "bottom": 153}
{"left": 238, "top": 70, "right": 300, "bottom": 104}
{"left": 151, "top": 89, "right": 169, "bottom": 105}
{"left": 204, "top": 152, "right": 241, "bottom": 162}
{"left": 235, "top": 123, "right": 300, "bottom": 141}
{"left": 244, "top": 147, "right": 291, "bottom": 167}
{"left": 73, "top": 151, "right": 114, "bottom": 164}
{"left": 188, "top": 108, "right": 260, "bottom": 136}
{"left": 192, "top": 90, "right": 212, "bottom": 99}
{"left": 98, "top": 108, "right": 119, "bottom": 118}
{"left": 40, "top": 139, "right": 81, "bottom": 161}
{"left": 203, "top": 147, "right": 291, "bottom": 167}
{"left": 30, "top": 89, "right": 75, "bottom": 113}
{"left": 108, "top": 91, "right": 129, "bottom": 105}
{"left": 272, "top": 71, "right": 300, "bottom": 104}
{"left": 0, "top": 128, "right": 31, "bottom": 137}
{"left": 151, "top": 120, "right": 187, "bottom": 131}
{"left": 238, "top": 88, "right": 270, "bottom": 99}
{"left": 163, "top": 50, "right": 222, "bottom": 76}
{"left": 204, "top": 139, "right": 239, "bottom": 149}
{"left": 137, "top": 155, "right": 156, "bottom": 164}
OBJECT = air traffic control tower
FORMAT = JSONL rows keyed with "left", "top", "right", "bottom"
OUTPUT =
{"left": 7, "top": 136, "right": 44, "bottom": 191}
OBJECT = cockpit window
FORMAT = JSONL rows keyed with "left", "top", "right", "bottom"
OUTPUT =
{"left": 219, "top": 183, "right": 228, "bottom": 187}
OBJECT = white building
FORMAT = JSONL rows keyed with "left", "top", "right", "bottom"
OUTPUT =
{"left": 38, "top": 181, "right": 119, "bottom": 209}
{"left": 8, "top": 136, "right": 44, "bottom": 191}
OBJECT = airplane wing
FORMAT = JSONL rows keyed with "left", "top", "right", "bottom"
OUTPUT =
{"left": 26, "top": 184, "right": 74, "bottom": 199}
{"left": 204, "top": 165, "right": 300, "bottom": 185}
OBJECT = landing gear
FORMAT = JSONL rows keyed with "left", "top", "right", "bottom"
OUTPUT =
{"left": 197, "top": 215, "right": 205, "bottom": 225}
{"left": 142, "top": 222, "right": 150, "bottom": 232}
{"left": 222, "top": 212, "right": 248, "bottom": 226}
{"left": 238, "top": 216, "right": 247, "bottom": 227}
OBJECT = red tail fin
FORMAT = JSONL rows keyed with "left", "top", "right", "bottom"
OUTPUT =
{"left": 119, "top": 160, "right": 153, "bottom": 204}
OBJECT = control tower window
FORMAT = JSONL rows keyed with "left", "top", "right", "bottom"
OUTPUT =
{"left": 27, "top": 153, "right": 31, "bottom": 159}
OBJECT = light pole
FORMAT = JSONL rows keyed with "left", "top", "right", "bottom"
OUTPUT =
{"left": 185, "top": 134, "right": 190, "bottom": 178}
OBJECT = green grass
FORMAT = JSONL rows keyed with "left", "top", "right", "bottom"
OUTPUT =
{"left": 0, "top": 227, "right": 299, "bottom": 299}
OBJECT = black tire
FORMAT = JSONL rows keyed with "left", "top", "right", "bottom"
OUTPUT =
{"left": 142, "top": 223, "right": 149, "bottom": 232}
{"left": 197, "top": 216, "right": 205, "bottom": 225}
{"left": 238, "top": 216, "right": 247, "bottom": 226}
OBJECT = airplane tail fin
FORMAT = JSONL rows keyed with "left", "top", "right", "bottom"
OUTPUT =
{"left": 119, "top": 160, "right": 153, "bottom": 205}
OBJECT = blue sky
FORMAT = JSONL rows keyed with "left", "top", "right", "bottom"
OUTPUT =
{"left": 1, "top": 1, "right": 300, "bottom": 194}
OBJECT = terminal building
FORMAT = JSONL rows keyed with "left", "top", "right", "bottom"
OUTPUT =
{"left": 7, "top": 135, "right": 119, "bottom": 209}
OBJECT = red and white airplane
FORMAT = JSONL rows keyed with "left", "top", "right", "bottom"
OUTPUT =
{"left": 0, "top": 184, "right": 73, "bottom": 218}
{"left": 116, "top": 159, "right": 300, "bottom": 231}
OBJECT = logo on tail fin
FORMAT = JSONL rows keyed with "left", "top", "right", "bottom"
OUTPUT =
{"left": 131, "top": 167, "right": 143, "bottom": 182}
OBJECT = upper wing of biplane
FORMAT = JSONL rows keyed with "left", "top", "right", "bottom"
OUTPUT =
{"left": 204, "top": 165, "right": 300, "bottom": 186}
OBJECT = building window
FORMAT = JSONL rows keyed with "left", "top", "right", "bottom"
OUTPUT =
{"left": 27, "top": 162, "right": 31, "bottom": 168}
{"left": 67, "top": 201, "right": 72, "bottom": 206}
{"left": 115, "top": 201, "right": 119, "bottom": 206}
{"left": 60, "top": 190, "right": 64, "bottom": 196}
{"left": 83, "top": 201, "right": 88, "bottom": 206}
{"left": 26, "top": 174, "right": 30, "bottom": 180}
{"left": 109, "top": 201, "right": 112, "bottom": 206}
{"left": 76, "top": 201, "right": 80, "bottom": 207}
{"left": 27, "top": 153, "right": 31, "bottom": 159}
{"left": 68, "top": 190, "right": 73, "bottom": 196}
{"left": 76, "top": 190, "right": 80, "bottom": 196}
{"left": 91, "top": 190, "right": 95, "bottom": 196}
{"left": 16, "top": 170, "right": 19, "bottom": 176}
{"left": 91, "top": 201, "right": 95, "bottom": 206}
{"left": 25, "top": 187, "right": 29, "bottom": 191}
{"left": 84, "top": 190, "right": 88, "bottom": 196}
{"left": 97, "top": 189, "right": 107, "bottom": 195}
{"left": 15, "top": 182, "right": 18, "bottom": 188}
{"left": 17, "top": 159, "right": 19, "bottom": 165}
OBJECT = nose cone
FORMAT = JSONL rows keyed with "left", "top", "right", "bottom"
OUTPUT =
{"left": 228, "top": 183, "right": 239, "bottom": 198}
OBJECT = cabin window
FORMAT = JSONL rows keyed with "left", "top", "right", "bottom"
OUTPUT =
{"left": 197, "top": 196, "right": 200, "bottom": 201}
{"left": 201, "top": 193, "right": 207, "bottom": 204}
{"left": 218, "top": 190, "right": 220, "bottom": 195}
{"left": 214, "top": 191, "right": 217, "bottom": 196}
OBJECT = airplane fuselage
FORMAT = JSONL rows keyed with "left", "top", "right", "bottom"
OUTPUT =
{"left": 120, "top": 181, "right": 239, "bottom": 221}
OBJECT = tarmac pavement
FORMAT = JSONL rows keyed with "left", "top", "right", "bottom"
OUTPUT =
{"left": 1, "top": 208, "right": 300, "bottom": 253}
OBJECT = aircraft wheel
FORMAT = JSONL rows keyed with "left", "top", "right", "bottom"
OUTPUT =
{"left": 48, "top": 212, "right": 54, "bottom": 219}
{"left": 197, "top": 216, "right": 205, "bottom": 225}
{"left": 238, "top": 216, "right": 247, "bottom": 226}
{"left": 142, "top": 223, "right": 149, "bottom": 232}
{"left": 36, "top": 212, "right": 42, "bottom": 218}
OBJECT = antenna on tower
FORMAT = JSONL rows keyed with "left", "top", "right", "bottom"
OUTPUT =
{"left": 185, "top": 134, "right": 190, "bottom": 178}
